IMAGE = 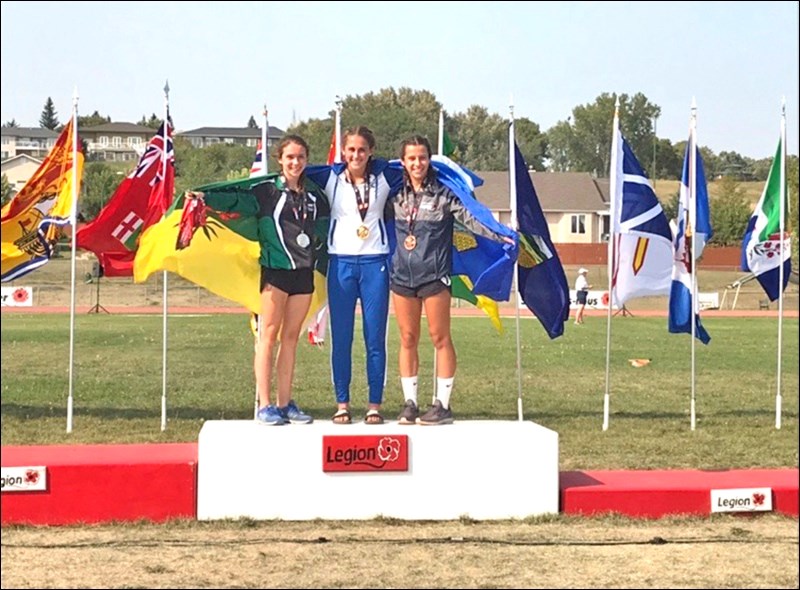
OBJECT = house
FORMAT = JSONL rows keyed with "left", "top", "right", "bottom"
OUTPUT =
{"left": 1, "top": 127, "right": 58, "bottom": 160}
{"left": 176, "top": 126, "right": 285, "bottom": 149}
{"left": 79, "top": 122, "right": 157, "bottom": 162}
{"left": 1, "top": 154, "right": 43, "bottom": 195}
{"left": 473, "top": 170, "right": 610, "bottom": 243}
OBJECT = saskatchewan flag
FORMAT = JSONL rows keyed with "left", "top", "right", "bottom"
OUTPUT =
{"left": 134, "top": 174, "right": 328, "bottom": 318}
{"left": 133, "top": 175, "right": 266, "bottom": 313}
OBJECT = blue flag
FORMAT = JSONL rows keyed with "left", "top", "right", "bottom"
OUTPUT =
{"left": 513, "top": 143, "right": 570, "bottom": 339}
{"left": 668, "top": 141, "right": 712, "bottom": 344}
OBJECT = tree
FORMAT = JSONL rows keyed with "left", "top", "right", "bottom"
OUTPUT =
{"left": 708, "top": 176, "right": 751, "bottom": 246}
{"left": 173, "top": 140, "right": 254, "bottom": 195}
{"left": 546, "top": 92, "right": 660, "bottom": 177}
{"left": 137, "top": 113, "right": 162, "bottom": 129}
{"left": 79, "top": 162, "right": 122, "bottom": 219}
{"left": 79, "top": 110, "right": 111, "bottom": 128}
{"left": 1, "top": 174, "right": 14, "bottom": 206}
{"left": 39, "top": 97, "right": 60, "bottom": 130}
{"left": 3, "top": 119, "right": 19, "bottom": 128}
{"left": 247, "top": 115, "right": 258, "bottom": 128}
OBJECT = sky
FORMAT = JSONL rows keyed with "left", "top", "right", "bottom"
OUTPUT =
{"left": 1, "top": 1, "right": 798, "bottom": 160}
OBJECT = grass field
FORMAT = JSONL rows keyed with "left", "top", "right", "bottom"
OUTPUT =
{"left": 2, "top": 312, "right": 797, "bottom": 470}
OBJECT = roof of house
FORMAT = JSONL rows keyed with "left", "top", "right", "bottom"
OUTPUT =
{"left": 473, "top": 170, "right": 609, "bottom": 213}
{"left": 1, "top": 154, "right": 43, "bottom": 170}
{"left": 177, "top": 126, "right": 285, "bottom": 138}
{"left": 0, "top": 127, "right": 58, "bottom": 139}
{"left": 80, "top": 122, "right": 155, "bottom": 133}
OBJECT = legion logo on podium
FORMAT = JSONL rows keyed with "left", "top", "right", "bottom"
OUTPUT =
{"left": 322, "top": 435, "right": 409, "bottom": 472}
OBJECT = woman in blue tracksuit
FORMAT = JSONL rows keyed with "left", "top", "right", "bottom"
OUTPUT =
{"left": 311, "top": 126, "right": 402, "bottom": 424}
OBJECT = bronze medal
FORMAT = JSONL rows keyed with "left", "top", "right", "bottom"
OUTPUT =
{"left": 356, "top": 224, "right": 370, "bottom": 240}
{"left": 404, "top": 235, "right": 417, "bottom": 251}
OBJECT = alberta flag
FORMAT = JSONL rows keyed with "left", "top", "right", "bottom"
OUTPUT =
{"left": 741, "top": 137, "right": 791, "bottom": 301}
{"left": 610, "top": 122, "right": 672, "bottom": 305}
{"left": 513, "top": 143, "right": 569, "bottom": 339}
{"left": 668, "top": 141, "right": 712, "bottom": 344}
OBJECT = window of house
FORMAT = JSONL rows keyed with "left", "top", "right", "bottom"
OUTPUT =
{"left": 99, "top": 136, "right": 109, "bottom": 146}
{"left": 112, "top": 136, "right": 122, "bottom": 147}
{"left": 571, "top": 214, "right": 586, "bottom": 235}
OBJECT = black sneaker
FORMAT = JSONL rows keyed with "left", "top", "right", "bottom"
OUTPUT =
{"left": 417, "top": 400, "right": 453, "bottom": 425}
{"left": 397, "top": 400, "right": 419, "bottom": 425}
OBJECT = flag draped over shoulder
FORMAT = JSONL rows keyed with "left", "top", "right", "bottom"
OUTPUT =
{"left": 513, "top": 143, "right": 570, "bottom": 339}
{"left": 741, "top": 137, "right": 791, "bottom": 301}
{"left": 425, "top": 155, "right": 518, "bottom": 302}
{"left": 668, "top": 141, "right": 712, "bottom": 344}
{"left": 610, "top": 126, "right": 672, "bottom": 306}
{"left": 134, "top": 175, "right": 267, "bottom": 313}
{"left": 75, "top": 120, "right": 174, "bottom": 276}
{"left": 1, "top": 119, "right": 84, "bottom": 282}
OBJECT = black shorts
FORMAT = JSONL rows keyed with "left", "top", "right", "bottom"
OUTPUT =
{"left": 576, "top": 290, "right": 588, "bottom": 305}
{"left": 260, "top": 267, "right": 314, "bottom": 296}
{"left": 391, "top": 277, "right": 451, "bottom": 299}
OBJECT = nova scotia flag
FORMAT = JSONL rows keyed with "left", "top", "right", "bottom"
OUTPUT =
{"left": 668, "top": 141, "right": 712, "bottom": 344}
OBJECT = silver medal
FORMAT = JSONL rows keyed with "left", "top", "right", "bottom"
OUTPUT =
{"left": 296, "top": 232, "right": 311, "bottom": 248}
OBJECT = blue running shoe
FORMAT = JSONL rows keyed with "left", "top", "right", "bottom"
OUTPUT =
{"left": 256, "top": 404, "right": 288, "bottom": 426}
{"left": 283, "top": 400, "right": 313, "bottom": 424}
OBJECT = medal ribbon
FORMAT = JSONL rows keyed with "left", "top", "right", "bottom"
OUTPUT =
{"left": 350, "top": 173, "right": 371, "bottom": 222}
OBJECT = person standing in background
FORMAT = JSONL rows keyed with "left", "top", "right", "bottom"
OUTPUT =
{"left": 574, "top": 267, "right": 591, "bottom": 325}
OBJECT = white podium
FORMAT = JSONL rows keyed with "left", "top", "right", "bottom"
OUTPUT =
{"left": 197, "top": 419, "right": 559, "bottom": 521}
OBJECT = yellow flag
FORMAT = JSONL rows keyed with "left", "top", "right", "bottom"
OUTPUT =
{"left": 1, "top": 119, "right": 83, "bottom": 281}
{"left": 133, "top": 208, "right": 262, "bottom": 313}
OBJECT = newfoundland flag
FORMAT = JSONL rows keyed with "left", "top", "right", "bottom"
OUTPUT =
{"left": 513, "top": 143, "right": 569, "bottom": 339}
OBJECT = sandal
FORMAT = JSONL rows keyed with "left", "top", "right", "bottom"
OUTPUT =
{"left": 364, "top": 409, "right": 385, "bottom": 425}
{"left": 332, "top": 408, "right": 352, "bottom": 425}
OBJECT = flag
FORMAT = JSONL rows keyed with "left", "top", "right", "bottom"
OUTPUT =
{"left": 741, "top": 137, "right": 791, "bottom": 301}
{"left": 668, "top": 141, "right": 712, "bottom": 344}
{"left": 326, "top": 128, "right": 337, "bottom": 165}
{"left": 427, "top": 155, "right": 518, "bottom": 302}
{"left": 513, "top": 143, "right": 570, "bottom": 339}
{"left": 442, "top": 129, "right": 456, "bottom": 159}
{"left": 610, "top": 124, "right": 672, "bottom": 305}
{"left": 134, "top": 174, "right": 329, "bottom": 324}
{"left": 134, "top": 175, "right": 266, "bottom": 313}
{"left": 1, "top": 119, "right": 84, "bottom": 282}
{"left": 451, "top": 274, "right": 503, "bottom": 333}
{"left": 75, "top": 119, "right": 174, "bottom": 276}
{"left": 250, "top": 141, "right": 265, "bottom": 177}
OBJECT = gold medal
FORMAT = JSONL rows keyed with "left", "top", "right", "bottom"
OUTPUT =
{"left": 404, "top": 235, "right": 417, "bottom": 251}
{"left": 356, "top": 225, "right": 370, "bottom": 240}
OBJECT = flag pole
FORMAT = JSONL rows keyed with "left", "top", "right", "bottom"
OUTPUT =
{"left": 508, "top": 98, "right": 524, "bottom": 421}
{"left": 776, "top": 97, "right": 786, "bottom": 429}
{"left": 66, "top": 87, "right": 80, "bottom": 434}
{"left": 262, "top": 104, "right": 269, "bottom": 174}
{"left": 334, "top": 95, "right": 342, "bottom": 164}
{"left": 160, "top": 80, "right": 170, "bottom": 431}
{"left": 603, "top": 99, "right": 621, "bottom": 431}
{"left": 438, "top": 109, "right": 445, "bottom": 156}
{"left": 689, "top": 98, "right": 698, "bottom": 431}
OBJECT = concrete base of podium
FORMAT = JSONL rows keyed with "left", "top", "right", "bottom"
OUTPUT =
{"left": 197, "top": 419, "right": 559, "bottom": 521}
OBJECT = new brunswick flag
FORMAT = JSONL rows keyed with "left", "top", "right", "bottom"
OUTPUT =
{"left": 1, "top": 119, "right": 84, "bottom": 281}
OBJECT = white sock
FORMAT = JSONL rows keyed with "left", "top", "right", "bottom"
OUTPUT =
{"left": 436, "top": 377, "right": 454, "bottom": 409}
{"left": 401, "top": 376, "right": 418, "bottom": 405}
